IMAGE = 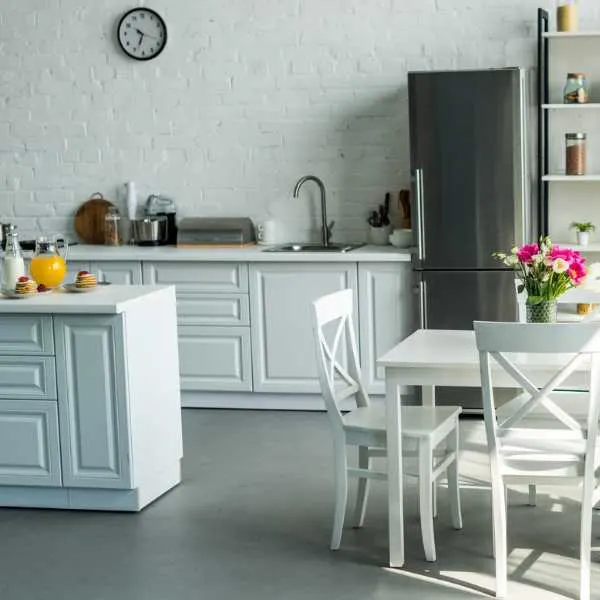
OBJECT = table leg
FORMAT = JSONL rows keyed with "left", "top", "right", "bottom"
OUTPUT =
{"left": 422, "top": 385, "right": 435, "bottom": 407}
{"left": 386, "top": 368, "right": 404, "bottom": 568}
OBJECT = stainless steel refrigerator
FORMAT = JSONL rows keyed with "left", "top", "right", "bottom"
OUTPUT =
{"left": 409, "top": 68, "right": 537, "bottom": 412}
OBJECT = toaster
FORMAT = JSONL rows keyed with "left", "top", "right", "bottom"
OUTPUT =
{"left": 176, "top": 217, "right": 257, "bottom": 246}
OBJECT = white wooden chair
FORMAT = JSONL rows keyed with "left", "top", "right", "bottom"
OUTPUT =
{"left": 311, "top": 289, "right": 462, "bottom": 561}
{"left": 474, "top": 321, "right": 600, "bottom": 600}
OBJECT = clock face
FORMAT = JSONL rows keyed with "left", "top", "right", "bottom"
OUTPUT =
{"left": 117, "top": 8, "right": 167, "bottom": 61}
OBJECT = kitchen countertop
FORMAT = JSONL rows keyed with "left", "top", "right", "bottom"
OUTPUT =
{"left": 63, "top": 244, "right": 413, "bottom": 263}
{"left": 0, "top": 285, "right": 174, "bottom": 314}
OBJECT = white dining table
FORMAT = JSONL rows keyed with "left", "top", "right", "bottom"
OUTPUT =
{"left": 376, "top": 327, "right": 592, "bottom": 568}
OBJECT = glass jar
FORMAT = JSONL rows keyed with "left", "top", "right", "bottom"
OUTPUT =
{"left": 557, "top": 0, "right": 578, "bottom": 32}
{"left": 563, "top": 72, "right": 589, "bottom": 104}
{"left": 104, "top": 206, "right": 121, "bottom": 246}
{"left": 565, "top": 132, "right": 587, "bottom": 176}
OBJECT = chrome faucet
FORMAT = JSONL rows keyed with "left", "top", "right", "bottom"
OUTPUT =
{"left": 293, "top": 175, "right": 334, "bottom": 247}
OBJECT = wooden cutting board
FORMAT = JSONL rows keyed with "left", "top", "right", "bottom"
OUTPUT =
{"left": 74, "top": 193, "right": 115, "bottom": 244}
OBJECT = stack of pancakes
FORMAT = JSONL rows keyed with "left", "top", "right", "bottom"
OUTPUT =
{"left": 15, "top": 277, "right": 37, "bottom": 296}
{"left": 75, "top": 272, "right": 97, "bottom": 289}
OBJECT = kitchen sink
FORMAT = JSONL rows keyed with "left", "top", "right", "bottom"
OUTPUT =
{"left": 263, "top": 243, "right": 365, "bottom": 253}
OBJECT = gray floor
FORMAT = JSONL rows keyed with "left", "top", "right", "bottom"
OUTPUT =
{"left": 0, "top": 410, "right": 598, "bottom": 600}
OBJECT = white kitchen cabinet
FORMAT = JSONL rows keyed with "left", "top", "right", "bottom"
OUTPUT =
{"left": 54, "top": 315, "right": 132, "bottom": 489}
{"left": 250, "top": 263, "right": 358, "bottom": 393}
{"left": 91, "top": 261, "right": 142, "bottom": 284}
{"left": 0, "top": 400, "right": 62, "bottom": 487}
{"left": 178, "top": 325, "right": 252, "bottom": 391}
{"left": 358, "top": 263, "right": 416, "bottom": 395}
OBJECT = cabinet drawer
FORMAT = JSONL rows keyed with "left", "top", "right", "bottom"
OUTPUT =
{"left": 0, "top": 357, "right": 57, "bottom": 400}
{"left": 0, "top": 315, "right": 54, "bottom": 355}
{"left": 91, "top": 261, "right": 142, "bottom": 285}
{"left": 142, "top": 262, "right": 248, "bottom": 293}
{"left": 176, "top": 293, "right": 250, "bottom": 326}
{"left": 0, "top": 400, "right": 61, "bottom": 486}
{"left": 178, "top": 326, "right": 252, "bottom": 391}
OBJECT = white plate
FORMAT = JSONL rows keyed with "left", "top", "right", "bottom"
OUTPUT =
{"left": 63, "top": 283, "right": 98, "bottom": 293}
{"left": 1, "top": 290, "right": 38, "bottom": 299}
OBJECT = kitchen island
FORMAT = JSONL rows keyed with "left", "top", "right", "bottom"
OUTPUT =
{"left": 0, "top": 285, "right": 182, "bottom": 511}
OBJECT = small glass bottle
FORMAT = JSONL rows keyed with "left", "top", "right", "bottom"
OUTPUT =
{"left": 104, "top": 206, "right": 121, "bottom": 246}
{"left": 563, "top": 73, "right": 589, "bottom": 104}
{"left": 557, "top": 0, "right": 578, "bottom": 32}
{"left": 1, "top": 227, "right": 26, "bottom": 292}
{"left": 565, "top": 132, "right": 587, "bottom": 175}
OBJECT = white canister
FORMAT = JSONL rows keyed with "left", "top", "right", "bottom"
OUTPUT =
{"left": 256, "top": 220, "right": 278, "bottom": 245}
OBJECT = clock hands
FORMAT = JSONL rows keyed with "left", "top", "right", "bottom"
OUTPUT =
{"left": 135, "top": 28, "right": 158, "bottom": 40}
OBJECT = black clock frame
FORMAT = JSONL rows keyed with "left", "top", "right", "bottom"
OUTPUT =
{"left": 117, "top": 7, "right": 167, "bottom": 61}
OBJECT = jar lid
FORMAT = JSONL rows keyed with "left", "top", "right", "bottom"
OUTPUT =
{"left": 566, "top": 132, "right": 587, "bottom": 139}
{"left": 567, "top": 72, "right": 587, "bottom": 79}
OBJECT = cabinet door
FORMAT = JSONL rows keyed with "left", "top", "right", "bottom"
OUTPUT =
{"left": 91, "top": 261, "right": 142, "bottom": 285}
{"left": 358, "top": 263, "right": 416, "bottom": 394}
{"left": 250, "top": 264, "right": 358, "bottom": 393}
{"left": 54, "top": 316, "right": 132, "bottom": 489}
{"left": 178, "top": 326, "right": 252, "bottom": 391}
{"left": 0, "top": 400, "right": 61, "bottom": 486}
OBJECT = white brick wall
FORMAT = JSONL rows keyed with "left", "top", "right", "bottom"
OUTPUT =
{"left": 1, "top": 1, "right": 597, "bottom": 242}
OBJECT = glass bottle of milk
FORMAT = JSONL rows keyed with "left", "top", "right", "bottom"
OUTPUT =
{"left": 1, "top": 227, "right": 26, "bottom": 292}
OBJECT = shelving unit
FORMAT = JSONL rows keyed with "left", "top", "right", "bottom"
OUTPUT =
{"left": 537, "top": 9, "right": 600, "bottom": 243}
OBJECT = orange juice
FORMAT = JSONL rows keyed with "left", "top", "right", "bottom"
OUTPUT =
{"left": 30, "top": 255, "right": 67, "bottom": 288}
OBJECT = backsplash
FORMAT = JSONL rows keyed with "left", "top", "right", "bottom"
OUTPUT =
{"left": 2, "top": 1, "right": 598, "bottom": 243}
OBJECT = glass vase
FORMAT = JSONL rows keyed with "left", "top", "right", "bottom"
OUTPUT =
{"left": 526, "top": 300, "right": 558, "bottom": 324}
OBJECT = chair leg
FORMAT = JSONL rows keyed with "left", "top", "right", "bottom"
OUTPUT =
{"left": 419, "top": 437, "right": 436, "bottom": 562}
{"left": 528, "top": 484, "right": 536, "bottom": 507}
{"left": 447, "top": 424, "right": 463, "bottom": 530}
{"left": 491, "top": 474, "right": 508, "bottom": 598}
{"left": 579, "top": 479, "right": 594, "bottom": 600}
{"left": 353, "top": 446, "right": 370, "bottom": 528}
{"left": 331, "top": 439, "right": 348, "bottom": 550}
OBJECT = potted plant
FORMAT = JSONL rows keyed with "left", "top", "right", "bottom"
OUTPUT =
{"left": 493, "top": 236, "right": 587, "bottom": 322}
{"left": 367, "top": 194, "right": 392, "bottom": 245}
{"left": 570, "top": 221, "right": 596, "bottom": 246}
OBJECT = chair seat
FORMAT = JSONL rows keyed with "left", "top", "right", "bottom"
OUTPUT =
{"left": 500, "top": 432, "right": 593, "bottom": 479}
{"left": 342, "top": 404, "right": 461, "bottom": 437}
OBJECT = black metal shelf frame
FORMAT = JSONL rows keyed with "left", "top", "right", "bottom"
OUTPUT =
{"left": 537, "top": 8, "right": 549, "bottom": 237}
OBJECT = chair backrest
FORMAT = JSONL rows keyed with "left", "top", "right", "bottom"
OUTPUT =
{"left": 312, "top": 289, "right": 369, "bottom": 428}
{"left": 474, "top": 321, "right": 600, "bottom": 470}
{"left": 514, "top": 278, "right": 526, "bottom": 323}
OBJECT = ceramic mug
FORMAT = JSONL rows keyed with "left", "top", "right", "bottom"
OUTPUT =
{"left": 256, "top": 220, "right": 278, "bottom": 245}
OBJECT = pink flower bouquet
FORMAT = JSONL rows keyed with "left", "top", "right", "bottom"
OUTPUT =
{"left": 494, "top": 237, "right": 587, "bottom": 304}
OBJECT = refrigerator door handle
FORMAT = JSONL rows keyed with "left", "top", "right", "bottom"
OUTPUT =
{"left": 418, "top": 279, "right": 427, "bottom": 329}
{"left": 414, "top": 168, "right": 425, "bottom": 262}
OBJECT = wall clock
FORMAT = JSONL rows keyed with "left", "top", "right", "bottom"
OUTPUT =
{"left": 117, "top": 8, "right": 167, "bottom": 61}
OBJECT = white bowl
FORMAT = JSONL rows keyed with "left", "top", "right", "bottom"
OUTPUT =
{"left": 389, "top": 229, "right": 412, "bottom": 248}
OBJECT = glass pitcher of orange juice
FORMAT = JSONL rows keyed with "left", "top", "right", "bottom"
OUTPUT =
{"left": 30, "top": 236, "right": 68, "bottom": 288}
